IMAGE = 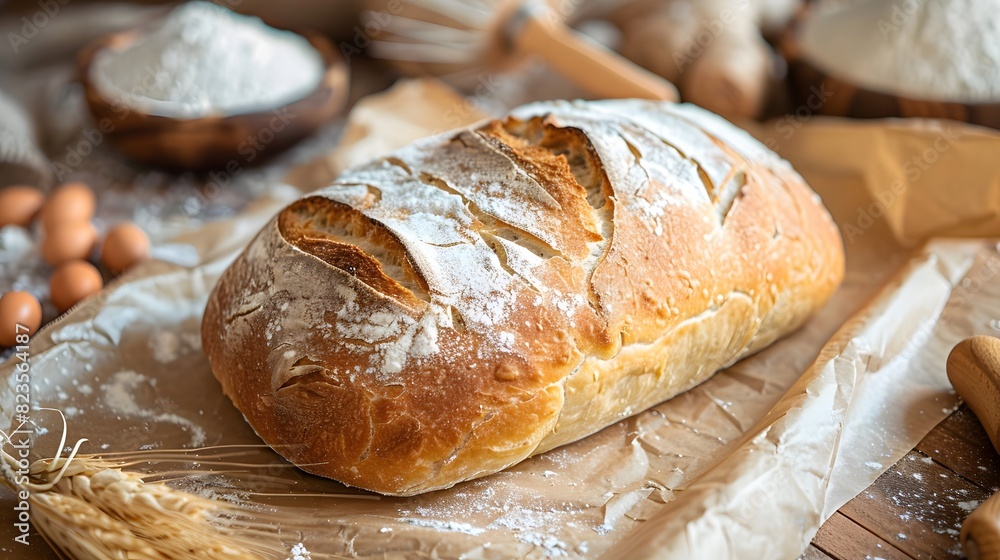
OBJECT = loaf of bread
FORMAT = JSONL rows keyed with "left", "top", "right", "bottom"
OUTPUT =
{"left": 202, "top": 99, "right": 844, "bottom": 496}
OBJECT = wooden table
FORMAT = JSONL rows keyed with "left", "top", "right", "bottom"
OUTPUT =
{"left": 807, "top": 404, "right": 998, "bottom": 559}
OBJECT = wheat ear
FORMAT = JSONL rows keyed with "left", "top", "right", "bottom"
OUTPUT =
{"left": 0, "top": 410, "right": 287, "bottom": 560}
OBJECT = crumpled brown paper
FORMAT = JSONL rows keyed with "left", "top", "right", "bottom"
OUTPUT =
{"left": 774, "top": 118, "right": 1000, "bottom": 248}
{"left": 3, "top": 81, "right": 1000, "bottom": 559}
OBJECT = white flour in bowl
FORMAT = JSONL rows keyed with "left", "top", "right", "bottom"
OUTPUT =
{"left": 90, "top": 1, "right": 324, "bottom": 118}
{"left": 800, "top": 0, "right": 1000, "bottom": 103}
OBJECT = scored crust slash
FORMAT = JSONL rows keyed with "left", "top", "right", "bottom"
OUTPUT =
{"left": 202, "top": 99, "right": 845, "bottom": 496}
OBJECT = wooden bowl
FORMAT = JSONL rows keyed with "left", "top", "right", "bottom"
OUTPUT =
{"left": 77, "top": 28, "right": 348, "bottom": 170}
{"left": 780, "top": 14, "right": 1000, "bottom": 130}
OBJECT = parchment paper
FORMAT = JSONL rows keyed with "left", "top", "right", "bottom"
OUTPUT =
{"left": 3, "top": 79, "right": 1000, "bottom": 559}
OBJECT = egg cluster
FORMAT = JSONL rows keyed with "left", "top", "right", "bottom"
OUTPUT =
{"left": 0, "top": 182, "right": 150, "bottom": 347}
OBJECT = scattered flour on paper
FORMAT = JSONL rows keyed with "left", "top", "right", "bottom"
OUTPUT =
{"left": 150, "top": 329, "right": 204, "bottom": 364}
{"left": 397, "top": 518, "right": 486, "bottom": 536}
{"left": 104, "top": 370, "right": 206, "bottom": 446}
{"left": 393, "top": 478, "right": 608, "bottom": 558}
{"left": 170, "top": 474, "right": 254, "bottom": 508}
{"left": 492, "top": 508, "right": 571, "bottom": 557}
{"left": 287, "top": 543, "right": 311, "bottom": 560}
{"left": 151, "top": 331, "right": 181, "bottom": 364}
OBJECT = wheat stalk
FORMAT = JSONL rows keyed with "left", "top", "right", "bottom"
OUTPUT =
{"left": 0, "top": 411, "right": 289, "bottom": 560}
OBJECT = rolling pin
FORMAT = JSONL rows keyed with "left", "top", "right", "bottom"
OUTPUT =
{"left": 947, "top": 335, "right": 1000, "bottom": 560}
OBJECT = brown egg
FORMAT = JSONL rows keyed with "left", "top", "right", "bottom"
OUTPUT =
{"left": 50, "top": 260, "right": 103, "bottom": 313}
{"left": 0, "top": 291, "right": 42, "bottom": 347}
{"left": 40, "top": 182, "right": 96, "bottom": 231}
{"left": 101, "top": 222, "right": 150, "bottom": 273}
{"left": 41, "top": 220, "right": 98, "bottom": 266}
{"left": 0, "top": 186, "right": 45, "bottom": 228}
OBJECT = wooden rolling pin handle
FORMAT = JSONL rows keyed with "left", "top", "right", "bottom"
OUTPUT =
{"left": 963, "top": 494, "right": 1000, "bottom": 560}
{"left": 948, "top": 336, "right": 1000, "bottom": 450}
{"left": 511, "top": 6, "right": 679, "bottom": 101}
{"left": 947, "top": 336, "right": 1000, "bottom": 560}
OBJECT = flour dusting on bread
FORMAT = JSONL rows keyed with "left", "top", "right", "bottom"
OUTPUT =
{"left": 203, "top": 100, "right": 844, "bottom": 495}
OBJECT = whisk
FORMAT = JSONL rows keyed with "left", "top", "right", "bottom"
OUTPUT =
{"left": 363, "top": 0, "right": 679, "bottom": 101}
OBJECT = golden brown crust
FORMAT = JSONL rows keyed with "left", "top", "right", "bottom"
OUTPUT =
{"left": 202, "top": 100, "right": 844, "bottom": 495}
